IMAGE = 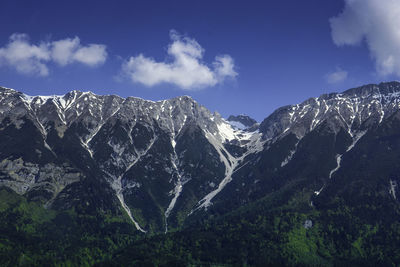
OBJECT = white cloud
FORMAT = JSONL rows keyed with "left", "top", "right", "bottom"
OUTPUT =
{"left": 51, "top": 37, "right": 80, "bottom": 66}
{"left": 72, "top": 44, "right": 107, "bottom": 66}
{"left": 52, "top": 37, "right": 107, "bottom": 67}
{"left": 214, "top": 55, "right": 237, "bottom": 80}
{"left": 330, "top": 0, "right": 400, "bottom": 76}
{"left": 0, "top": 33, "right": 107, "bottom": 76}
{"left": 325, "top": 68, "right": 348, "bottom": 84}
{"left": 122, "top": 30, "right": 237, "bottom": 90}
{"left": 0, "top": 34, "right": 50, "bottom": 76}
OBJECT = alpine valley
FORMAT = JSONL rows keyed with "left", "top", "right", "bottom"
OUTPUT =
{"left": 1, "top": 81, "right": 400, "bottom": 266}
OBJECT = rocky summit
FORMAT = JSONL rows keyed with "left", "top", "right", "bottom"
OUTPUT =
{"left": 1, "top": 82, "right": 400, "bottom": 265}
{"left": 0, "top": 87, "right": 264, "bottom": 233}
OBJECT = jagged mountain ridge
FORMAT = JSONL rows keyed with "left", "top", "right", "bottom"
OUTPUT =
{"left": 2, "top": 81, "right": 400, "bottom": 265}
{"left": 1, "top": 81, "right": 400, "bottom": 233}
{"left": 206, "top": 81, "right": 400, "bottom": 215}
{"left": 0, "top": 86, "right": 263, "bottom": 232}
{"left": 260, "top": 81, "right": 400, "bottom": 140}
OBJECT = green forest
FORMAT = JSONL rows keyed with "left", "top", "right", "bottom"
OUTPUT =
{"left": 1, "top": 181, "right": 399, "bottom": 266}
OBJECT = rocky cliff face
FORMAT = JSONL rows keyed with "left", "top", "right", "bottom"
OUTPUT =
{"left": 209, "top": 82, "right": 400, "bottom": 215}
{"left": 1, "top": 81, "right": 400, "bottom": 233}
{"left": 0, "top": 87, "right": 264, "bottom": 232}
{"left": 260, "top": 82, "right": 400, "bottom": 140}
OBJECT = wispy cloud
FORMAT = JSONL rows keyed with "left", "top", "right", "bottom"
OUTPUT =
{"left": 121, "top": 30, "right": 237, "bottom": 90}
{"left": 0, "top": 33, "right": 107, "bottom": 76}
{"left": 325, "top": 68, "right": 348, "bottom": 84}
{"left": 330, "top": 0, "right": 400, "bottom": 76}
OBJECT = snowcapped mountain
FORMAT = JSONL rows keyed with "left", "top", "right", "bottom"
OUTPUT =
{"left": 1, "top": 81, "right": 400, "bottom": 233}
{"left": 260, "top": 82, "right": 400, "bottom": 140}
{"left": 210, "top": 81, "right": 400, "bottom": 214}
{"left": 0, "top": 86, "right": 264, "bottom": 232}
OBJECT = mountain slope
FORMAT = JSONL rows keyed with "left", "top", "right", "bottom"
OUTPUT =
{"left": 202, "top": 82, "right": 400, "bottom": 216}
{"left": 1, "top": 82, "right": 400, "bottom": 265}
{"left": 108, "top": 82, "right": 400, "bottom": 266}
{"left": 0, "top": 87, "right": 263, "bottom": 233}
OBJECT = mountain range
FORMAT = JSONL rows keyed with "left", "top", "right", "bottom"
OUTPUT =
{"left": 1, "top": 81, "right": 400, "bottom": 266}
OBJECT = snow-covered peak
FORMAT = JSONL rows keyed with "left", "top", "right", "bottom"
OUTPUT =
{"left": 260, "top": 81, "right": 400, "bottom": 141}
{"left": 1, "top": 87, "right": 262, "bottom": 148}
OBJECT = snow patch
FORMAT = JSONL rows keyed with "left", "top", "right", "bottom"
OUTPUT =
{"left": 116, "top": 188, "right": 146, "bottom": 233}
{"left": 389, "top": 179, "right": 397, "bottom": 200}
{"left": 346, "top": 130, "right": 366, "bottom": 152}
{"left": 192, "top": 128, "right": 265, "bottom": 212}
{"left": 329, "top": 154, "right": 342, "bottom": 179}
{"left": 329, "top": 131, "right": 366, "bottom": 179}
{"left": 108, "top": 137, "right": 156, "bottom": 233}
{"left": 171, "top": 139, "right": 176, "bottom": 148}
{"left": 194, "top": 131, "right": 238, "bottom": 210}
{"left": 281, "top": 142, "right": 299, "bottom": 167}
{"left": 217, "top": 121, "right": 236, "bottom": 141}
{"left": 164, "top": 145, "right": 183, "bottom": 233}
{"left": 228, "top": 120, "right": 247, "bottom": 130}
{"left": 314, "top": 185, "right": 324, "bottom": 195}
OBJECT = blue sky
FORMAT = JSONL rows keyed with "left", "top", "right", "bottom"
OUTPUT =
{"left": 1, "top": 0, "right": 399, "bottom": 121}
